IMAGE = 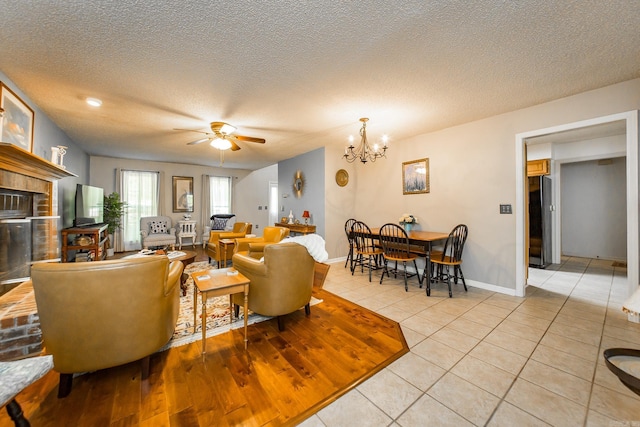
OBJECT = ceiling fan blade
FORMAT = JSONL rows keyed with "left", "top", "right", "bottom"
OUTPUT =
{"left": 229, "top": 140, "right": 241, "bottom": 151}
{"left": 187, "top": 136, "right": 211, "bottom": 145}
{"left": 234, "top": 135, "right": 266, "bottom": 144}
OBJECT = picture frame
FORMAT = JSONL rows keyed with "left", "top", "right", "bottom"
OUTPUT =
{"left": 0, "top": 82, "right": 35, "bottom": 152}
{"left": 402, "top": 158, "right": 430, "bottom": 195}
{"left": 172, "top": 176, "right": 194, "bottom": 212}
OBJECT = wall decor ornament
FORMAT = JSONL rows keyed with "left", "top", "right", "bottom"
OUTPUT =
{"left": 0, "top": 82, "right": 34, "bottom": 152}
{"left": 335, "top": 169, "right": 349, "bottom": 187}
{"left": 292, "top": 170, "right": 305, "bottom": 198}
{"left": 402, "top": 158, "right": 430, "bottom": 195}
{"left": 172, "top": 176, "right": 194, "bottom": 213}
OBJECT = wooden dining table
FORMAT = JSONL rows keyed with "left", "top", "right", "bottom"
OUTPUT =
{"left": 369, "top": 227, "right": 449, "bottom": 284}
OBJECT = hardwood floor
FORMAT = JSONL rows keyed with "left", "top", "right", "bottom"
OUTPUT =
{"left": 0, "top": 247, "right": 408, "bottom": 426}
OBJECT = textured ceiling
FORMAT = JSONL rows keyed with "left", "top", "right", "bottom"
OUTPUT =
{"left": 1, "top": 1, "right": 639, "bottom": 169}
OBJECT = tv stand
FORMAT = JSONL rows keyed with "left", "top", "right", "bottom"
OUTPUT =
{"left": 61, "top": 224, "right": 109, "bottom": 262}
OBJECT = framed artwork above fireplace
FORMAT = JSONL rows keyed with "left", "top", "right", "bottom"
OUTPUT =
{"left": 0, "top": 82, "right": 35, "bottom": 153}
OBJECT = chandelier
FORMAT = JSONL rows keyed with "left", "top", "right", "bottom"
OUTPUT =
{"left": 343, "top": 118, "right": 388, "bottom": 164}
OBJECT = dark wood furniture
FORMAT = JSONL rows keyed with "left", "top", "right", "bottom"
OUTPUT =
{"left": 274, "top": 222, "right": 316, "bottom": 235}
{"left": 61, "top": 224, "right": 109, "bottom": 262}
{"left": 369, "top": 227, "right": 449, "bottom": 293}
{"left": 378, "top": 223, "right": 422, "bottom": 290}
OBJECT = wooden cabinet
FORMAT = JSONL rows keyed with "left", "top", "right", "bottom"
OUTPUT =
{"left": 61, "top": 224, "right": 109, "bottom": 262}
{"left": 275, "top": 222, "right": 316, "bottom": 235}
{"left": 527, "top": 159, "right": 550, "bottom": 176}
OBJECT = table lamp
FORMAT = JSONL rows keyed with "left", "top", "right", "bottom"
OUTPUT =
{"left": 302, "top": 210, "right": 310, "bottom": 225}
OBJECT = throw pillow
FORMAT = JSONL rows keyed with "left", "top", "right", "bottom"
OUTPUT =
{"left": 150, "top": 220, "right": 168, "bottom": 234}
{"left": 212, "top": 218, "right": 228, "bottom": 230}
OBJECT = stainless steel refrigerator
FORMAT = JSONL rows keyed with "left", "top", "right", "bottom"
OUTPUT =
{"left": 529, "top": 175, "right": 552, "bottom": 268}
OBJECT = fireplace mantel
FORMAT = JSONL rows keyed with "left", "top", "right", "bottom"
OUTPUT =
{"left": 0, "top": 142, "right": 76, "bottom": 182}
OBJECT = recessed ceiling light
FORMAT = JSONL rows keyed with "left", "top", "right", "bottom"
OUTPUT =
{"left": 86, "top": 97, "right": 102, "bottom": 107}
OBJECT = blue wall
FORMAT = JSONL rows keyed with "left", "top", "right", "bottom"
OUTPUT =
{"left": 278, "top": 148, "right": 325, "bottom": 237}
{"left": 0, "top": 72, "right": 89, "bottom": 226}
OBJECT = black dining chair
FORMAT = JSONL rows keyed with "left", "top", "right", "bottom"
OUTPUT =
{"left": 344, "top": 218, "right": 357, "bottom": 269}
{"left": 351, "top": 221, "right": 383, "bottom": 282}
{"left": 378, "top": 223, "right": 422, "bottom": 291}
{"left": 429, "top": 224, "right": 468, "bottom": 297}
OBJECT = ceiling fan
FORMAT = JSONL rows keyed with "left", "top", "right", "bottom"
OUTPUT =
{"left": 186, "top": 122, "right": 266, "bottom": 151}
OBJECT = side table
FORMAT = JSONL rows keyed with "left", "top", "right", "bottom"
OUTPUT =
{"left": 218, "top": 238, "right": 235, "bottom": 269}
{"left": 192, "top": 268, "right": 250, "bottom": 354}
{"left": 177, "top": 220, "right": 197, "bottom": 249}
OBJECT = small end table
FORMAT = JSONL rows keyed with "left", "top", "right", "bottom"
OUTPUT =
{"left": 192, "top": 267, "right": 250, "bottom": 354}
{"left": 218, "top": 238, "right": 235, "bottom": 268}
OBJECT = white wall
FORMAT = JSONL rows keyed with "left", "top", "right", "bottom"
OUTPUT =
{"left": 324, "top": 78, "right": 640, "bottom": 293}
{"left": 89, "top": 156, "right": 254, "bottom": 244}
{"left": 234, "top": 164, "right": 278, "bottom": 233}
{"left": 561, "top": 158, "right": 626, "bottom": 260}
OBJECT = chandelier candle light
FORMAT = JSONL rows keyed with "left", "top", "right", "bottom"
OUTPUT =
{"left": 343, "top": 118, "right": 388, "bottom": 164}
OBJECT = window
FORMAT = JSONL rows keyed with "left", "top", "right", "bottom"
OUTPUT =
{"left": 121, "top": 170, "right": 159, "bottom": 251}
{"left": 209, "top": 176, "right": 232, "bottom": 215}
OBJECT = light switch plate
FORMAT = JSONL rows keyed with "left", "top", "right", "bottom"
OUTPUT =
{"left": 500, "top": 204, "right": 512, "bottom": 214}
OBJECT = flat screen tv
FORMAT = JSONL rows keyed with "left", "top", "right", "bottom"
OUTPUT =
{"left": 74, "top": 184, "right": 104, "bottom": 226}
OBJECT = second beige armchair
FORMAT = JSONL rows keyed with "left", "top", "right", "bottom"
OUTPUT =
{"left": 234, "top": 226, "right": 290, "bottom": 258}
{"left": 206, "top": 222, "right": 252, "bottom": 266}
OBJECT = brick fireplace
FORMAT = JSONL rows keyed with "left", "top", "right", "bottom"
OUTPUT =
{"left": 0, "top": 142, "right": 75, "bottom": 360}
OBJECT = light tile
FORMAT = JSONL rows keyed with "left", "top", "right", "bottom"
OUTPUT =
{"left": 400, "top": 314, "right": 443, "bottom": 337}
{"left": 428, "top": 373, "right": 500, "bottom": 426}
{"left": 411, "top": 338, "right": 466, "bottom": 370}
{"left": 397, "top": 394, "right": 474, "bottom": 427}
{"left": 487, "top": 402, "right": 551, "bottom": 427}
{"left": 589, "top": 384, "right": 640, "bottom": 421}
{"left": 399, "top": 325, "right": 426, "bottom": 348}
{"left": 388, "top": 352, "right": 446, "bottom": 391}
{"left": 530, "top": 344, "right": 595, "bottom": 381}
{"left": 505, "top": 378, "right": 587, "bottom": 426}
{"left": 451, "top": 355, "right": 515, "bottom": 398}
{"left": 494, "top": 319, "right": 546, "bottom": 343}
{"left": 469, "top": 341, "right": 528, "bottom": 375}
{"left": 484, "top": 329, "right": 538, "bottom": 357}
{"left": 519, "top": 359, "right": 592, "bottom": 405}
{"left": 430, "top": 326, "right": 480, "bottom": 353}
{"left": 357, "top": 368, "right": 422, "bottom": 419}
{"left": 316, "top": 389, "right": 392, "bottom": 427}
{"left": 447, "top": 317, "right": 493, "bottom": 340}
{"left": 539, "top": 332, "right": 599, "bottom": 363}
{"left": 547, "top": 321, "right": 601, "bottom": 346}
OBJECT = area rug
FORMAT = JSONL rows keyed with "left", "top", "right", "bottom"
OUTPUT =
{"left": 161, "top": 261, "right": 322, "bottom": 350}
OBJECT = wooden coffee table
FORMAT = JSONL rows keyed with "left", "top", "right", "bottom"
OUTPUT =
{"left": 168, "top": 250, "right": 197, "bottom": 296}
{"left": 192, "top": 267, "right": 250, "bottom": 354}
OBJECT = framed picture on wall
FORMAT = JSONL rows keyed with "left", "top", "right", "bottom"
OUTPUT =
{"left": 402, "top": 158, "right": 430, "bottom": 195}
{"left": 0, "top": 82, "right": 35, "bottom": 152}
{"left": 172, "top": 176, "right": 194, "bottom": 212}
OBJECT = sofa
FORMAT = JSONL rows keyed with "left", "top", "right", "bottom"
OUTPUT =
{"left": 140, "top": 216, "right": 177, "bottom": 249}
{"left": 231, "top": 242, "right": 315, "bottom": 330}
{"left": 206, "top": 222, "right": 252, "bottom": 266}
{"left": 234, "top": 226, "right": 290, "bottom": 258}
{"left": 30, "top": 256, "right": 183, "bottom": 397}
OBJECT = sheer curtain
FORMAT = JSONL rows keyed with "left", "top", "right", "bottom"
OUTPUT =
{"left": 119, "top": 169, "right": 160, "bottom": 251}
{"left": 209, "top": 176, "right": 232, "bottom": 214}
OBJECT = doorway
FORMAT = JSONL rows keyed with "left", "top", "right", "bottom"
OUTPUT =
{"left": 515, "top": 111, "right": 639, "bottom": 299}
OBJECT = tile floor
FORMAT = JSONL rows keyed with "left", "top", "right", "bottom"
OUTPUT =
{"left": 299, "top": 257, "right": 640, "bottom": 427}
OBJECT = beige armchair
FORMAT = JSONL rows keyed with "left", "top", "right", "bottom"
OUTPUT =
{"left": 234, "top": 226, "right": 290, "bottom": 258}
{"left": 206, "top": 222, "right": 252, "bottom": 266}
{"left": 30, "top": 256, "right": 183, "bottom": 397}
{"left": 140, "top": 216, "right": 177, "bottom": 249}
{"left": 231, "top": 242, "right": 315, "bottom": 331}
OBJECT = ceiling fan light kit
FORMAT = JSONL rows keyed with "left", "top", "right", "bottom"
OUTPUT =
{"left": 186, "top": 121, "right": 265, "bottom": 152}
{"left": 343, "top": 118, "right": 388, "bottom": 164}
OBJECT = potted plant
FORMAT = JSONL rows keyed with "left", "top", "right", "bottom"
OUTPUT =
{"left": 103, "top": 192, "right": 127, "bottom": 257}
